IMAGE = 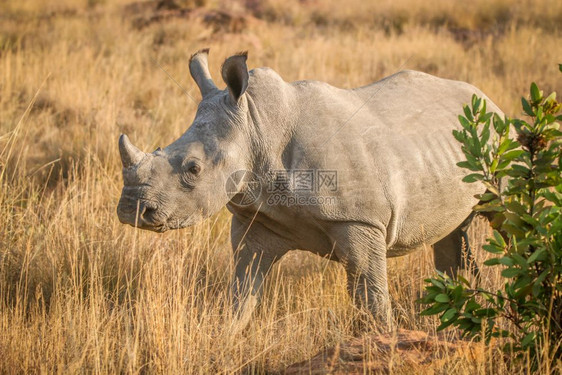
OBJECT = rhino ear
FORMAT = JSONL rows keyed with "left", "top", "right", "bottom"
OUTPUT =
{"left": 190, "top": 48, "right": 218, "bottom": 99}
{"left": 221, "top": 52, "right": 249, "bottom": 104}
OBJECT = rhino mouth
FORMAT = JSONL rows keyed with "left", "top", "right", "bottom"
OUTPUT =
{"left": 148, "top": 224, "right": 168, "bottom": 233}
{"left": 140, "top": 215, "right": 197, "bottom": 233}
{"left": 117, "top": 217, "right": 168, "bottom": 232}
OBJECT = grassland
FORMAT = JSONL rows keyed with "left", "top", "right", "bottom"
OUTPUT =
{"left": 1, "top": 0, "right": 561, "bottom": 373}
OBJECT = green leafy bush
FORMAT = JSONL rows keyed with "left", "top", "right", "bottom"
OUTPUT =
{"left": 419, "top": 71, "right": 562, "bottom": 368}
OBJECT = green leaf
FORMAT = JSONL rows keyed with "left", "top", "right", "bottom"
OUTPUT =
{"left": 496, "top": 159, "right": 511, "bottom": 170}
{"left": 536, "top": 269, "right": 550, "bottom": 285}
{"left": 476, "top": 192, "right": 498, "bottom": 202}
{"left": 502, "top": 149, "right": 525, "bottom": 161}
{"left": 484, "top": 258, "right": 501, "bottom": 266}
{"left": 435, "top": 294, "right": 450, "bottom": 303}
{"left": 481, "top": 122, "right": 491, "bottom": 145}
{"left": 463, "top": 105, "right": 474, "bottom": 123}
{"left": 457, "top": 317, "right": 475, "bottom": 331}
{"left": 543, "top": 92, "right": 557, "bottom": 105}
{"left": 481, "top": 112, "right": 493, "bottom": 123}
{"left": 530, "top": 82, "right": 542, "bottom": 103}
{"left": 420, "top": 303, "right": 449, "bottom": 316}
{"left": 430, "top": 279, "right": 445, "bottom": 289}
{"left": 458, "top": 115, "right": 471, "bottom": 129}
{"left": 473, "top": 201, "right": 504, "bottom": 212}
{"left": 465, "top": 299, "right": 481, "bottom": 313}
{"left": 452, "top": 285, "right": 463, "bottom": 302}
{"left": 527, "top": 248, "right": 547, "bottom": 264}
{"left": 497, "top": 138, "right": 520, "bottom": 154}
{"left": 505, "top": 200, "right": 528, "bottom": 216}
{"left": 490, "top": 158, "right": 499, "bottom": 173}
{"left": 474, "top": 308, "right": 497, "bottom": 317}
{"left": 462, "top": 173, "right": 484, "bottom": 183}
{"left": 521, "top": 97, "right": 534, "bottom": 116}
{"left": 510, "top": 164, "right": 531, "bottom": 177}
{"left": 501, "top": 267, "right": 521, "bottom": 278}
{"left": 514, "top": 283, "right": 532, "bottom": 298}
{"left": 492, "top": 230, "right": 507, "bottom": 247}
{"left": 511, "top": 253, "right": 528, "bottom": 268}
{"left": 457, "top": 275, "right": 471, "bottom": 287}
{"left": 532, "top": 281, "right": 542, "bottom": 297}
{"left": 471, "top": 95, "right": 484, "bottom": 116}
{"left": 419, "top": 292, "right": 439, "bottom": 304}
{"left": 521, "top": 332, "right": 536, "bottom": 348}
{"left": 453, "top": 129, "right": 466, "bottom": 143}
{"left": 520, "top": 213, "right": 539, "bottom": 227}
{"left": 471, "top": 317, "right": 482, "bottom": 324}
{"left": 493, "top": 113, "right": 507, "bottom": 133}
{"left": 483, "top": 243, "right": 504, "bottom": 254}
{"left": 502, "top": 223, "right": 526, "bottom": 240}
{"left": 457, "top": 160, "right": 481, "bottom": 171}
{"left": 437, "top": 315, "right": 458, "bottom": 330}
{"left": 441, "top": 308, "right": 458, "bottom": 322}
{"left": 498, "top": 256, "right": 515, "bottom": 266}
{"left": 473, "top": 97, "right": 482, "bottom": 116}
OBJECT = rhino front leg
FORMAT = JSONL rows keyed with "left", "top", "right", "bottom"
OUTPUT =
{"left": 229, "top": 217, "right": 290, "bottom": 333}
{"left": 333, "top": 224, "right": 393, "bottom": 331}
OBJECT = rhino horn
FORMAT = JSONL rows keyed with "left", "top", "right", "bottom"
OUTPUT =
{"left": 119, "top": 134, "right": 144, "bottom": 168}
{"left": 189, "top": 48, "right": 218, "bottom": 98}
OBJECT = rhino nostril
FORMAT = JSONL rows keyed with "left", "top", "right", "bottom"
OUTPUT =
{"left": 140, "top": 203, "right": 159, "bottom": 223}
{"left": 143, "top": 207, "right": 155, "bottom": 218}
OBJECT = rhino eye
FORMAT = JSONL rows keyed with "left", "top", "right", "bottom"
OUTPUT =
{"left": 188, "top": 164, "right": 201, "bottom": 175}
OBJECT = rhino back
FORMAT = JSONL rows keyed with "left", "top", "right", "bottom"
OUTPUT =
{"left": 279, "top": 70, "right": 500, "bottom": 252}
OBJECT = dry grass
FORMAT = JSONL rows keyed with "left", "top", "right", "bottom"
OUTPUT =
{"left": 0, "top": 0, "right": 561, "bottom": 373}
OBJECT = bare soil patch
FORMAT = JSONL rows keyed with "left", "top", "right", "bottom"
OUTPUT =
{"left": 283, "top": 329, "right": 483, "bottom": 374}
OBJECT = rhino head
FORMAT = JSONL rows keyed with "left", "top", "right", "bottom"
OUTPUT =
{"left": 117, "top": 49, "right": 253, "bottom": 232}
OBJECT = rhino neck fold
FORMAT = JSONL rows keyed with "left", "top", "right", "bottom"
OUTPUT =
{"left": 244, "top": 85, "right": 299, "bottom": 178}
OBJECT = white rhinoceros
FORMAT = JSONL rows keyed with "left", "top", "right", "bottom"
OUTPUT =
{"left": 117, "top": 49, "right": 501, "bottom": 330}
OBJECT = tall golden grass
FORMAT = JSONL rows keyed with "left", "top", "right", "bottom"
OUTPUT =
{"left": 1, "top": 0, "right": 561, "bottom": 373}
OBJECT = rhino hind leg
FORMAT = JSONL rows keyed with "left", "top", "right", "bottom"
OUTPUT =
{"left": 433, "top": 213, "right": 480, "bottom": 277}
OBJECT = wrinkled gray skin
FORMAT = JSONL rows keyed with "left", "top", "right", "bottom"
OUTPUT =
{"left": 117, "top": 49, "right": 502, "bottom": 331}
